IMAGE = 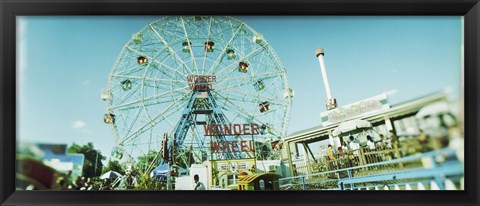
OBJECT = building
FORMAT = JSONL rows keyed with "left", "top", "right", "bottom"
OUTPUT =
{"left": 280, "top": 91, "right": 460, "bottom": 178}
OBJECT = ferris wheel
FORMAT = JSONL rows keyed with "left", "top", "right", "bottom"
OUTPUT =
{"left": 102, "top": 16, "right": 293, "bottom": 174}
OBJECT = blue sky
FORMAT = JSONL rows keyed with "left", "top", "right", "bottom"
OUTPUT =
{"left": 17, "top": 16, "right": 462, "bottom": 160}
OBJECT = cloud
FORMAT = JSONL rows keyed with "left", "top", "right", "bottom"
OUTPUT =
{"left": 72, "top": 121, "right": 86, "bottom": 129}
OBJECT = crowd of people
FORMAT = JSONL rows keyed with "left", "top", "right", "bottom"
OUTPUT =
{"left": 323, "top": 131, "right": 395, "bottom": 162}
{"left": 313, "top": 123, "right": 463, "bottom": 174}
{"left": 21, "top": 171, "right": 136, "bottom": 191}
{"left": 52, "top": 175, "right": 113, "bottom": 190}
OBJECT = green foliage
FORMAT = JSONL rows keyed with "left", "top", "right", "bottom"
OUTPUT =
{"left": 134, "top": 174, "right": 165, "bottom": 190}
{"left": 68, "top": 142, "right": 106, "bottom": 178}
{"left": 102, "top": 160, "right": 125, "bottom": 175}
{"left": 135, "top": 150, "right": 162, "bottom": 175}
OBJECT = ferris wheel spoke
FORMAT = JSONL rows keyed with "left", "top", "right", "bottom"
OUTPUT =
{"left": 125, "top": 137, "right": 162, "bottom": 150}
{"left": 113, "top": 93, "right": 179, "bottom": 111}
{"left": 149, "top": 25, "right": 195, "bottom": 76}
{"left": 111, "top": 74, "right": 187, "bottom": 84}
{"left": 120, "top": 107, "right": 144, "bottom": 139}
{"left": 144, "top": 100, "right": 181, "bottom": 139}
{"left": 115, "top": 93, "right": 184, "bottom": 112}
{"left": 252, "top": 53, "right": 268, "bottom": 75}
{"left": 111, "top": 80, "right": 144, "bottom": 107}
{"left": 217, "top": 52, "right": 270, "bottom": 83}
{"left": 121, "top": 91, "right": 192, "bottom": 144}
{"left": 215, "top": 71, "right": 284, "bottom": 87}
{"left": 221, "top": 99, "right": 283, "bottom": 122}
{"left": 129, "top": 132, "right": 144, "bottom": 160}
{"left": 149, "top": 64, "right": 189, "bottom": 89}
{"left": 113, "top": 63, "right": 145, "bottom": 77}
{"left": 178, "top": 17, "right": 200, "bottom": 75}
{"left": 205, "top": 22, "right": 244, "bottom": 75}
{"left": 218, "top": 94, "right": 288, "bottom": 109}
{"left": 125, "top": 47, "right": 188, "bottom": 79}
{"left": 158, "top": 26, "right": 185, "bottom": 40}
{"left": 222, "top": 100, "right": 281, "bottom": 137}
{"left": 213, "top": 91, "right": 268, "bottom": 125}
{"left": 217, "top": 87, "right": 288, "bottom": 106}
{"left": 185, "top": 126, "right": 206, "bottom": 156}
{"left": 221, "top": 110, "right": 245, "bottom": 126}
{"left": 145, "top": 150, "right": 162, "bottom": 173}
{"left": 109, "top": 86, "right": 189, "bottom": 111}
{"left": 201, "top": 17, "right": 214, "bottom": 75}
{"left": 214, "top": 45, "right": 266, "bottom": 77}
{"left": 217, "top": 86, "right": 286, "bottom": 106}
{"left": 215, "top": 93, "right": 283, "bottom": 136}
{"left": 125, "top": 102, "right": 160, "bottom": 142}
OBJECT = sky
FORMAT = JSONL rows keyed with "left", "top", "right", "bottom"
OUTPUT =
{"left": 17, "top": 16, "right": 462, "bottom": 161}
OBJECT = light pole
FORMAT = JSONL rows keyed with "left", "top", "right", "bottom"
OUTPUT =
{"left": 94, "top": 149, "right": 100, "bottom": 177}
{"left": 315, "top": 48, "right": 337, "bottom": 110}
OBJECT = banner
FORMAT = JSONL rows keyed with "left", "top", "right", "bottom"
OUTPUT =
{"left": 321, "top": 94, "right": 390, "bottom": 126}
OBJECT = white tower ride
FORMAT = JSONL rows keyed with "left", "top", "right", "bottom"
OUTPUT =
{"left": 315, "top": 48, "right": 337, "bottom": 110}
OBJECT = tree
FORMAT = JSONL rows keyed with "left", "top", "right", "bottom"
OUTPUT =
{"left": 134, "top": 174, "right": 165, "bottom": 190}
{"left": 68, "top": 142, "right": 106, "bottom": 178}
{"left": 136, "top": 150, "right": 162, "bottom": 175}
{"left": 102, "top": 160, "right": 125, "bottom": 175}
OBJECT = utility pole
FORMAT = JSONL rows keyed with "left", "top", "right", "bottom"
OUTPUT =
{"left": 94, "top": 150, "right": 99, "bottom": 176}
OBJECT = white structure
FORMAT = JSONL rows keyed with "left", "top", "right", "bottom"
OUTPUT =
{"left": 175, "top": 163, "right": 210, "bottom": 190}
{"left": 315, "top": 48, "right": 337, "bottom": 110}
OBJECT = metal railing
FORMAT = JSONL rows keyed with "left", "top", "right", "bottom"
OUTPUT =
{"left": 279, "top": 148, "right": 463, "bottom": 190}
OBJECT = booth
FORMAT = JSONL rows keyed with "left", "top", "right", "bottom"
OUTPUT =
{"left": 237, "top": 173, "right": 282, "bottom": 191}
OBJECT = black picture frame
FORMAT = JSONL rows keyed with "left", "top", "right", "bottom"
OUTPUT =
{"left": 1, "top": 0, "right": 479, "bottom": 206}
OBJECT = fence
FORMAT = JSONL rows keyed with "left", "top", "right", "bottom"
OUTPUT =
{"left": 279, "top": 148, "right": 464, "bottom": 190}
{"left": 290, "top": 137, "right": 443, "bottom": 177}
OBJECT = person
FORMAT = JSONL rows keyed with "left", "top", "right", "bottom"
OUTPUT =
{"left": 338, "top": 146, "right": 344, "bottom": 157}
{"left": 389, "top": 130, "right": 398, "bottom": 146}
{"left": 85, "top": 177, "right": 95, "bottom": 190}
{"left": 367, "top": 135, "right": 382, "bottom": 163}
{"left": 342, "top": 142, "right": 349, "bottom": 153}
{"left": 348, "top": 136, "right": 360, "bottom": 155}
{"left": 382, "top": 135, "right": 392, "bottom": 149}
{"left": 73, "top": 176, "right": 84, "bottom": 190}
{"left": 292, "top": 164, "right": 298, "bottom": 176}
{"left": 376, "top": 134, "right": 386, "bottom": 149}
{"left": 337, "top": 146, "right": 347, "bottom": 168}
{"left": 118, "top": 169, "right": 138, "bottom": 189}
{"left": 79, "top": 176, "right": 87, "bottom": 190}
{"left": 366, "top": 135, "right": 376, "bottom": 150}
{"left": 326, "top": 144, "right": 337, "bottom": 170}
{"left": 348, "top": 136, "right": 360, "bottom": 167}
{"left": 389, "top": 130, "right": 400, "bottom": 159}
{"left": 55, "top": 177, "right": 67, "bottom": 190}
{"left": 417, "top": 129, "right": 429, "bottom": 152}
{"left": 101, "top": 178, "right": 111, "bottom": 190}
{"left": 326, "top": 144, "right": 336, "bottom": 160}
{"left": 194, "top": 174, "right": 205, "bottom": 190}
